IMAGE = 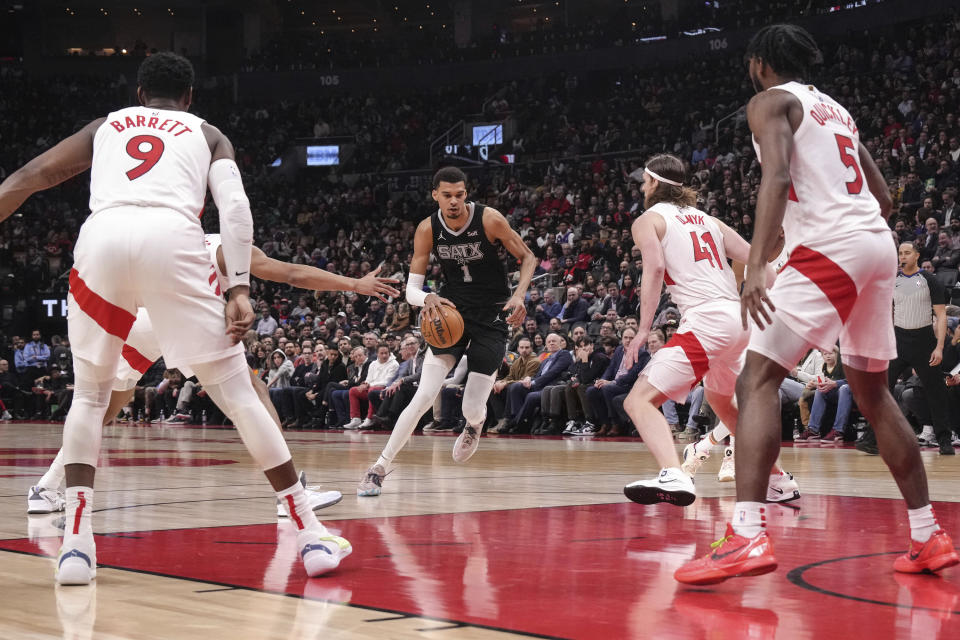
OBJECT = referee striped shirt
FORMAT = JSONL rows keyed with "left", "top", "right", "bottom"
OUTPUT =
{"left": 893, "top": 270, "right": 946, "bottom": 330}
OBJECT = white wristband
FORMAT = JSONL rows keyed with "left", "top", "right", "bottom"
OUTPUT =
{"left": 406, "top": 273, "right": 428, "bottom": 307}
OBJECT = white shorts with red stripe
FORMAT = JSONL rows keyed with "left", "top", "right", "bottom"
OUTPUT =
{"left": 750, "top": 230, "right": 897, "bottom": 367}
{"left": 643, "top": 300, "right": 748, "bottom": 403}
{"left": 68, "top": 207, "right": 242, "bottom": 379}
{"left": 113, "top": 309, "right": 162, "bottom": 390}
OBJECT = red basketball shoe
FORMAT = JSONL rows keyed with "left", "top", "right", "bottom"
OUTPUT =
{"left": 674, "top": 524, "right": 778, "bottom": 585}
{"left": 893, "top": 530, "right": 960, "bottom": 574}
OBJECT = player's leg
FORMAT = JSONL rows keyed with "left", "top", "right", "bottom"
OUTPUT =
{"left": 191, "top": 354, "right": 350, "bottom": 575}
{"left": 705, "top": 387, "right": 800, "bottom": 503}
{"left": 450, "top": 325, "right": 504, "bottom": 462}
{"left": 842, "top": 361, "right": 958, "bottom": 572}
{"left": 358, "top": 349, "right": 456, "bottom": 495}
{"left": 452, "top": 371, "right": 496, "bottom": 463}
{"left": 622, "top": 371, "right": 695, "bottom": 507}
{"left": 58, "top": 356, "right": 120, "bottom": 585}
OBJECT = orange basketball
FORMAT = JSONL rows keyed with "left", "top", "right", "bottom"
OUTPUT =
{"left": 419, "top": 306, "right": 465, "bottom": 349}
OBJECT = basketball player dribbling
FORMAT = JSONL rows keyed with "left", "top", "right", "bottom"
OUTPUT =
{"left": 618, "top": 154, "right": 799, "bottom": 507}
{"left": 0, "top": 53, "right": 352, "bottom": 584}
{"left": 676, "top": 24, "right": 958, "bottom": 585}
{"left": 357, "top": 166, "right": 535, "bottom": 496}
{"left": 26, "top": 233, "right": 400, "bottom": 518}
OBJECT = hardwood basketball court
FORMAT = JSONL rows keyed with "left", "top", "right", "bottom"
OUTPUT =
{"left": 1, "top": 421, "right": 958, "bottom": 639}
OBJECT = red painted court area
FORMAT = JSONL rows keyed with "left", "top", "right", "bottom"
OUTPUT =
{"left": 7, "top": 497, "right": 960, "bottom": 639}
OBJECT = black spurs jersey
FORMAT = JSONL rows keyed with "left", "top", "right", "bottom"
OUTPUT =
{"left": 430, "top": 203, "right": 510, "bottom": 310}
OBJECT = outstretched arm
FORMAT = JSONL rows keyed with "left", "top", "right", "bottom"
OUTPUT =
{"left": 0, "top": 118, "right": 102, "bottom": 223}
{"left": 486, "top": 208, "right": 536, "bottom": 327}
{"left": 245, "top": 246, "right": 400, "bottom": 301}
{"left": 717, "top": 218, "right": 776, "bottom": 289}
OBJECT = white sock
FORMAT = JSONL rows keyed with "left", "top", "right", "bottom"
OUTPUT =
{"left": 711, "top": 422, "right": 731, "bottom": 442}
{"left": 39, "top": 449, "right": 66, "bottom": 491}
{"left": 64, "top": 486, "right": 94, "bottom": 547}
{"left": 729, "top": 435, "right": 735, "bottom": 448}
{"left": 908, "top": 505, "right": 941, "bottom": 543}
{"left": 731, "top": 501, "right": 766, "bottom": 538}
{"left": 276, "top": 482, "right": 326, "bottom": 534}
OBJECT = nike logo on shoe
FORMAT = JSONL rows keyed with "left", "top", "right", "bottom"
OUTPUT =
{"left": 770, "top": 487, "right": 784, "bottom": 494}
{"left": 711, "top": 543, "right": 748, "bottom": 560}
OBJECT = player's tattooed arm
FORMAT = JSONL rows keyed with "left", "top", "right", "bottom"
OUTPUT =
{"left": 485, "top": 208, "right": 535, "bottom": 327}
{"left": 627, "top": 212, "right": 665, "bottom": 368}
{"left": 0, "top": 118, "right": 103, "bottom": 224}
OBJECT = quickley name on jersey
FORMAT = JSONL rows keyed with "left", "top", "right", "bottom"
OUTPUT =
{"left": 430, "top": 203, "right": 510, "bottom": 309}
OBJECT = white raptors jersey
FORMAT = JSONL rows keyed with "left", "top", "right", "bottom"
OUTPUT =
{"left": 203, "top": 234, "right": 227, "bottom": 297}
{"left": 650, "top": 202, "right": 739, "bottom": 315}
{"left": 752, "top": 82, "right": 888, "bottom": 251}
{"left": 89, "top": 106, "right": 210, "bottom": 221}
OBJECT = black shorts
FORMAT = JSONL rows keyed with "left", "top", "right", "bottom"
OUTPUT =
{"left": 429, "top": 307, "right": 508, "bottom": 376}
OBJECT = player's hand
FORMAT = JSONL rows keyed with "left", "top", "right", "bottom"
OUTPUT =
{"left": 224, "top": 289, "right": 255, "bottom": 344}
{"left": 740, "top": 267, "right": 775, "bottom": 330}
{"left": 355, "top": 264, "right": 401, "bottom": 302}
{"left": 502, "top": 294, "right": 527, "bottom": 327}
{"left": 930, "top": 347, "right": 943, "bottom": 367}
{"left": 422, "top": 293, "right": 456, "bottom": 323}
{"left": 623, "top": 332, "right": 646, "bottom": 370}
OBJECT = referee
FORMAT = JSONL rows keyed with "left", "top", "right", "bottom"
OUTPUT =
{"left": 877, "top": 242, "right": 954, "bottom": 455}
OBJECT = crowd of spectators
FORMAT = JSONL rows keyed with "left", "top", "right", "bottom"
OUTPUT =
{"left": 245, "top": 0, "right": 892, "bottom": 73}
{"left": 1, "top": 10, "right": 959, "bottom": 441}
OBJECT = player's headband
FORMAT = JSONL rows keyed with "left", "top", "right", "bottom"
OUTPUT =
{"left": 644, "top": 167, "right": 683, "bottom": 187}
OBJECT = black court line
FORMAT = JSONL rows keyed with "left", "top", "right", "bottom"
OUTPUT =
{"left": 194, "top": 586, "right": 242, "bottom": 593}
{"left": 0, "top": 546, "right": 568, "bottom": 640}
{"left": 364, "top": 614, "right": 413, "bottom": 622}
{"left": 787, "top": 551, "right": 960, "bottom": 615}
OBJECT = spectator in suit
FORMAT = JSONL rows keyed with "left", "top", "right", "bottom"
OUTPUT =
{"left": 500, "top": 334, "right": 573, "bottom": 433}
{"left": 584, "top": 327, "right": 648, "bottom": 436}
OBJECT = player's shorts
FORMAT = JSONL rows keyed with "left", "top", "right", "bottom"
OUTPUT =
{"left": 643, "top": 300, "right": 747, "bottom": 403}
{"left": 748, "top": 230, "right": 897, "bottom": 370}
{"left": 69, "top": 207, "right": 242, "bottom": 382}
{"left": 428, "top": 305, "right": 508, "bottom": 377}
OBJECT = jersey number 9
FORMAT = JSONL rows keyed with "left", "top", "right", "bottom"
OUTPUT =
{"left": 125, "top": 134, "right": 165, "bottom": 181}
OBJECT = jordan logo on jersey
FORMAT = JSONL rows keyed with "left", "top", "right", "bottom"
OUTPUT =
{"left": 437, "top": 242, "right": 483, "bottom": 263}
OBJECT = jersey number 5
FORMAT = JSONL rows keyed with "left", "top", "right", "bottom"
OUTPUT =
{"left": 835, "top": 134, "right": 864, "bottom": 195}
{"left": 125, "top": 134, "right": 165, "bottom": 181}
{"left": 690, "top": 231, "right": 723, "bottom": 270}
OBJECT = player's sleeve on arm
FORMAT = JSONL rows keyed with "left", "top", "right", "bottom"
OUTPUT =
{"left": 406, "top": 273, "right": 428, "bottom": 307}
{"left": 208, "top": 159, "right": 252, "bottom": 291}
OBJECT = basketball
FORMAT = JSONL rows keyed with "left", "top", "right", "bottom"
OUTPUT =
{"left": 419, "top": 306, "right": 465, "bottom": 349}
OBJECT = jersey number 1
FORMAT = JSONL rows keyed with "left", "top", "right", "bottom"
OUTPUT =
{"left": 125, "top": 134, "right": 165, "bottom": 180}
{"left": 461, "top": 264, "right": 473, "bottom": 283}
{"left": 690, "top": 231, "right": 723, "bottom": 270}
